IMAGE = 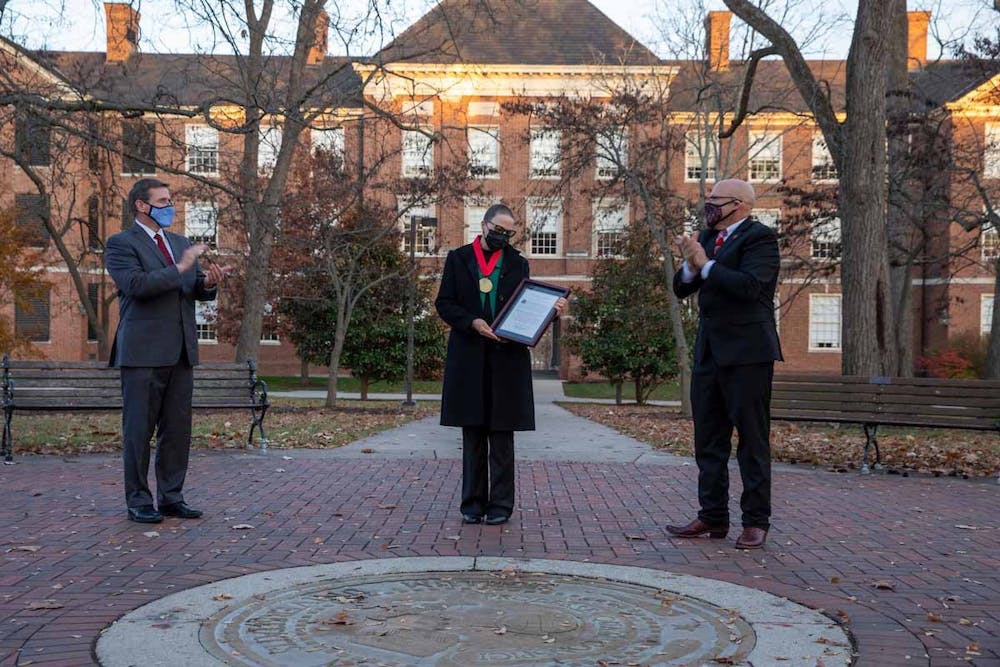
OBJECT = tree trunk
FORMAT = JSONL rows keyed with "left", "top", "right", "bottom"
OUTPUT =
{"left": 886, "top": 0, "right": 915, "bottom": 377}
{"left": 234, "top": 204, "right": 275, "bottom": 364}
{"left": 360, "top": 376, "right": 369, "bottom": 400}
{"left": 299, "top": 358, "right": 310, "bottom": 385}
{"left": 615, "top": 381, "right": 623, "bottom": 405}
{"left": 839, "top": 0, "right": 896, "bottom": 376}
{"left": 634, "top": 377, "right": 644, "bottom": 405}
{"left": 325, "top": 330, "right": 344, "bottom": 408}
{"left": 986, "top": 260, "right": 1000, "bottom": 378}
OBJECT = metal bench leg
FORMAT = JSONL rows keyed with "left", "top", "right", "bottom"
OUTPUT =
{"left": 1, "top": 403, "right": 12, "bottom": 464}
{"left": 248, "top": 402, "right": 269, "bottom": 454}
{"left": 861, "top": 423, "right": 879, "bottom": 475}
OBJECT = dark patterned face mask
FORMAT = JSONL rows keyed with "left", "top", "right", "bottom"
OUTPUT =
{"left": 704, "top": 199, "right": 739, "bottom": 228}
{"left": 485, "top": 229, "right": 509, "bottom": 251}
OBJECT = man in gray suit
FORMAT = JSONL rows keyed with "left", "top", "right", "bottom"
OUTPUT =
{"left": 105, "top": 178, "right": 228, "bottom": 523}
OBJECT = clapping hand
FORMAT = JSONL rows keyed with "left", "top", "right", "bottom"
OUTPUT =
{"left": 675, "top": 232, "right": 708, "bottom": 271}
{"left": 203, "top": 262, "right": 233, "bottom": 288}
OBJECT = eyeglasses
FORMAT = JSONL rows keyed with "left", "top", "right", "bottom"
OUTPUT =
{"left": 485, "top": 220, "right": 516, "bottom": 239}
{"left": 706, "top": 196, "right": 741, "bottom": 206}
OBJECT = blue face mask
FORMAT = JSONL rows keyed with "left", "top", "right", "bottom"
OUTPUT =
{"left": 147, "top": 203, "right": 175, "bottom": 228}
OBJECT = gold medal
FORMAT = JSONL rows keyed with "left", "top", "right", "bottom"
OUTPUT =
{"left": 479, "top": 277, "right": 493, "bottom": 293}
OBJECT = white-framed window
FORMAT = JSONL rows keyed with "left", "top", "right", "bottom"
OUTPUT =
{"left": 530, "top": 128, "right": 561, "bottom": 178}
{"left": 468, "top": 126, "right": 499, "bottom": 178}
{"left": 593, "top": 199, "right": 627, "bottom": 257}
{"left": 464, "top": 200, "right": 499, "bottom": 245}
{"left": 196, "top": 301, "right": 217, "bottom": 342}
{"left": 983, "top": 294, "right": 995, "bottom": 337}
{"left": 774, "top": 291, "right": 781, "bottom": 335}
{"left": 756, "top": 208, "right": 780, "bottom": 232}
{"left": 312, "top": 127, "right": 345, "bottom": 157}
{"left": 185, "top": 125, "right": 218, "bottom": 175}
{"left": 982, "top": 222, "right": 999, "bottom": 261}
{"left": 811, "top": 134, "right": 837, "bottom": 182}
{"left": 185, "top": 202, "right": 218, "bottom": 247}
{"left": 984, "top": 123, "right": 1000, "bottom": 179}
{"left": 596, "top": 126, "right": 627, "bottom": 179}
{"left": 397, "top": 199, "right": 436, "bottom": 256}
{"left": 809, "top": 293, "right": 841, "bottom": 350}
{"left": 402, "top": 129, "right": 433, "bottom": 178}
{"left": 811, "top": 216, "right": 841, "bottom": 260}
{"left": 260, "top": 330, "right": 280, "bottom": 344}
{"left": 685, "top": 129, "right": 718, "bottom": 182}
{"left": 258, "top": 124, "right": 281, "bottom": 174}
{"left": 748, "top": 131, "right": 782, "bottom": 182}
{"left": 527, "top": 199, "right": 562, "bottom": 256}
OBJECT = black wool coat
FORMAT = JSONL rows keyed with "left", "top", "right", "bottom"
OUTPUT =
{"left": 672, "top": 218, "right": 784, "bottom": 367}
{"left": 435, "top": 242, "right": 535, "bottom": 431}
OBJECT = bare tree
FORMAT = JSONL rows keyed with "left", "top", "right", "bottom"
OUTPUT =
{"left": 721, "top": 0, "right": 898, "bottom": 376}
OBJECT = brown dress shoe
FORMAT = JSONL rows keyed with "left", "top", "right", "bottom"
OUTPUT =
{"left": 735, "top": 527, "right": 768, "bottom": 549}
{"left": 665, "top": 518, "right": 729, "bottom": 539}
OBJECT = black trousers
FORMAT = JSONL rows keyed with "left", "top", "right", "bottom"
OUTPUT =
{"left": 691, "top": 357, "right": 774, "bottom": 529}
{"left": 120, "top": 353, "right": 194, "bottom": 509}
{"left": 461, "top": 427, "right": 515, "bottom": 517}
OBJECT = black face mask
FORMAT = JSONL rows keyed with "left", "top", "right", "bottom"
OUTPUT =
{"left": 484, "top": 230, "right": 509, "bottom": 251}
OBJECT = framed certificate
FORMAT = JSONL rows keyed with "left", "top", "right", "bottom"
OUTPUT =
{"left": 491, "top": 279, "right": 570, "bottom": 347}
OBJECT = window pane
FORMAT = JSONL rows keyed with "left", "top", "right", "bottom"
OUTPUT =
{"left": 468, "top": 127, "right": 499, "bottom": 177}
{"left": 594, "top": 201, "right": 626, "bottom": 257}
{"left": 685, "top": 130, "right": 717, "bottom": 181}
{"left": 530, "top": 129, "right": 561, "bottom": 178}
{"left": 748, "top": 131, "right": 782, "bottom": 182}
{"left": 398, "top": 199, "right": 436, "bottom": 255}
{"left": 15, "top": 288, "right": 50, "bottom": 342}
{"left": 756, "top": 209, "right": 780, "bottom": 232}
{"left": 15, "top": 193, "right": 50, "bottom": 246}
{"left": 15, "top": 112, "right": 51, "bottom": 167}
{"left": 122, "top": 120, "right": 156, "bottom": 174}
{"left": 811, "top": 217, "right": 841, "bottom": 259}
{"left": 402, "top": 130, "right": 433, "bottom": 178}
{"left": 983, "top": 295, "right": 995, "bottom": 337}
{"left": 258, "top": 125, "right": 282, "bottom": 174}
{"left": 196, "top": 301, "right": 217, "bottom": 341}
{"left": 312, "top": 127, "right": 345, "bottom": 158}
{"left": 985, "top": 124, "right": 1000, "bottom": 180}
{"left": 809, "top": 294, "right": 841, "bottom": 349}
{"left": 812, "top": 134, "right": 837, "bottom": 181}
{"left": 87, "top": 195, "right": 100, "bottom": 249}
{"left": 185, "top": 203, "right": 218, "bottom": 246}
{"left": 186, "top": 125, "right": 219, "bottom": 174}
{"left": 596, "top": 126, "right": 627, "bottom": 179}
{"left": 528, "top": 202, "right": 561, "bottom": 255}
{"left": 982, "top": 224, "right": 999, "bottom": 261}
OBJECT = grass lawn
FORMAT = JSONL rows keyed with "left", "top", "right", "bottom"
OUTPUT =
{"left": 5, "top": 397, "right": 439, "bottom": 456}
{"left": 562, "top": 379, "right": 681, "bottom": 402}
{"left": 261, "top": 375, "right": 443, "bottom": 394}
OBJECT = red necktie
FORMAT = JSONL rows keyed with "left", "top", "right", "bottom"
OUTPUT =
{"left": 713, "top": 229, "right": 727, "bottom": 256}
{"left": 154, "top": 232, "right": 174, "bottom": 266}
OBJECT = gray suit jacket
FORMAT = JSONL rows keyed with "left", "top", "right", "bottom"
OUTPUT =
{"left": 105, "top": 223, "right": 218, "bottom": 367}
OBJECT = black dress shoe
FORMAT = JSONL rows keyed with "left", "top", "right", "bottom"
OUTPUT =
{"left": 462, "top": 513, "right": 483, "bottom": 524}
{"left": 127, "top": 507, "right": 163, "bottom": 523}
{"left": 484, "top": 512, "right": 509, "bottom": 525}
{"left": 160, "top": 502, "right": 203, "bottom": 519}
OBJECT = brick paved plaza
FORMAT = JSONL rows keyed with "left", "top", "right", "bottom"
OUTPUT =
{"left": 1, "top": 401, "right": 998, "bottom": 666}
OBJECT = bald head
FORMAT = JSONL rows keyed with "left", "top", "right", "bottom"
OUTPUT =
{"left": 711, "top": 179, "right": 755, "bottom": 206}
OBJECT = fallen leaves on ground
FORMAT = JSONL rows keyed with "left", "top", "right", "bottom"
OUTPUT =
{"left": 8, "top": 401, "right": 437, "bottom": 456}
{"left": 559, "top": 403, "right": 1000, "bottom": 478}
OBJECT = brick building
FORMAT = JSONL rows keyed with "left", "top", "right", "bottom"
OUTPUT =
{"left": 1, "top": 1, "right": 997, "bottom": 378}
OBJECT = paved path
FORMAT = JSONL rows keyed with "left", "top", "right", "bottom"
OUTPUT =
{"left": 1, "top": 379, "right": 998, "bottom": 666}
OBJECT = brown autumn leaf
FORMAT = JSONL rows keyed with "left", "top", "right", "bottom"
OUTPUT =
{"left": 8, "top": 545, "right": 41, "bottom": 553}
{"left": 926, "top": 612, "right": 943, "bottom": 622}
{"left": 872, "top": 580, "right": 895, "bottom": 590}
{"left": 558, "top": 403, "right": 1000, "bottom": 478}
{"left": 25, "top": 600, "right": 64, "bottom": 610}
{"left": 326, "top": 611, "right": 354, "bottom": 626}
{"left": 212, "top": 594, "right": 233, "bottom": 601}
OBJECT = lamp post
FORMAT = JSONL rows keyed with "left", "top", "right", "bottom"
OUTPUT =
{"left": 403, "top": 215, "right": 437, "bottom": 407}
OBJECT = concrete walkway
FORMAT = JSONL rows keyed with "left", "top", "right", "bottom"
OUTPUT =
{"left": 302, "top": 379, "right": 687, "bottom": 464}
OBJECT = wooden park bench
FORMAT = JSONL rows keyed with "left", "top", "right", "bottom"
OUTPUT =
{"left": 771, "top": 374, "right": 1000, "bottom": 475}
{"left": 0, "top": 355, "right": 269, "bottom": 463}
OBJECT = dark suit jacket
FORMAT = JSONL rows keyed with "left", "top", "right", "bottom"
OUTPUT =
{"left": 673, "top": 218, "right": 783, "bottom": 367}
{"left": 435, "top": 243, "right": 534, "bottom": 431}
{"left": 105, "top": 223, "right": 217, "bottom": 367}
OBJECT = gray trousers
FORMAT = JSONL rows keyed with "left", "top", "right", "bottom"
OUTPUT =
{"left": 120, "top": 360, "right": 194, "bottom": 509}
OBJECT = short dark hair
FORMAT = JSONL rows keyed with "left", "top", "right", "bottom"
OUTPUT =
{"left": 128, "top": 178, "right": 170, "bottom": 218}
{"left": 483, "top": 203, "right": 514, "bottom": 225}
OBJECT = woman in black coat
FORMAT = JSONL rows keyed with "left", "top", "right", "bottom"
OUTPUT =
{"left": 435, "top": 204, "right": 565, "bottom": 525}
